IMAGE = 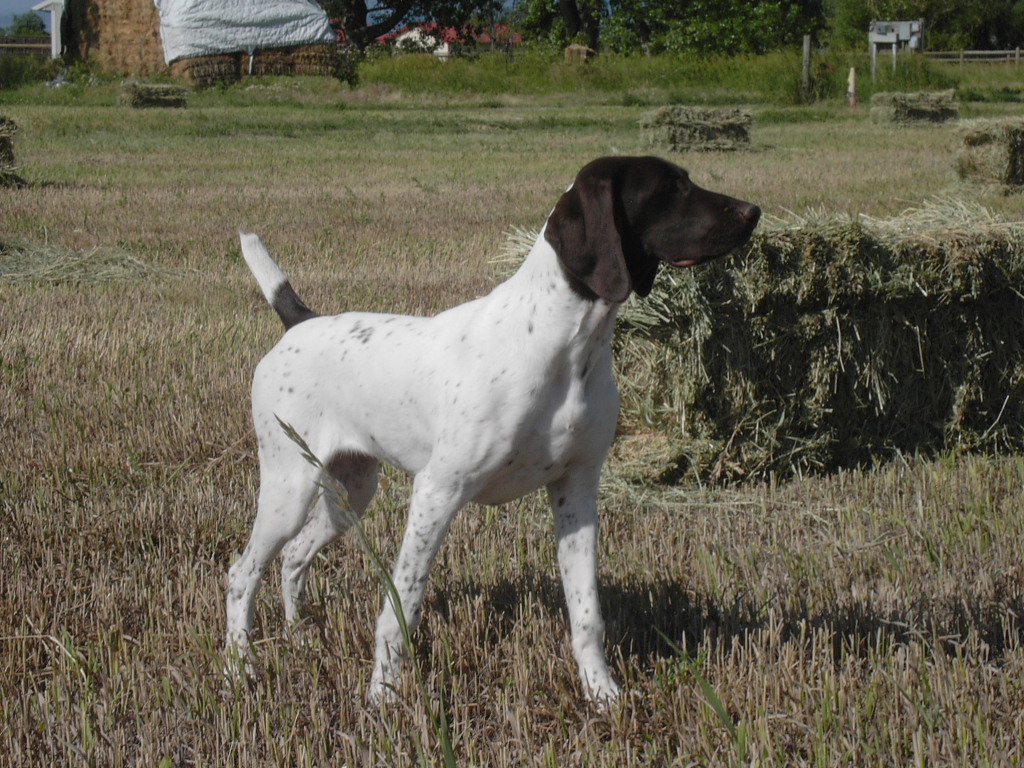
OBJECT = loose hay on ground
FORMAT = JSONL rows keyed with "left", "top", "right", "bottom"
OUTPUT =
{"left": 505, "top": 198, "right": 1024, "bottom": 484}
{"left": 640, "top": 106, "right": 752, "bottom": 152}
{"left": 0, "top": 241, "right": 183, "bottom": 283}
{"left": 956, "top": 118, "right": 1024, "bottom": 188}
{"left": 870, "top": 89, "right": 959, "bottom": 124}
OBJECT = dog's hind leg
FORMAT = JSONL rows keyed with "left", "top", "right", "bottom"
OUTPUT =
{"left": 280, "top": 453, "right": 379, "bottom": 623}
{"left": 226, "top": 457, "right": 321, "bottom": 654}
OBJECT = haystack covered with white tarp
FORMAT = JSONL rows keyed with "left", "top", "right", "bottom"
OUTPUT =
{"left": 153, "top": 0, "right": 335, "bottom": 64}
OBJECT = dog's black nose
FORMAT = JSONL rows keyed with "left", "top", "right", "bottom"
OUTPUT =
{"left": 737, "top": 202, "right": 761, "bottom": 226}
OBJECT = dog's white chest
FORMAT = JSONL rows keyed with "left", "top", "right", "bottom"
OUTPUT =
{"left": 466, "top": 320, "right": 620, "bottom": 505}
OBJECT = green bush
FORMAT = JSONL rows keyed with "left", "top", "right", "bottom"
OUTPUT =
{"left": 0, "top": 56, "right": 47, "bottom": 91}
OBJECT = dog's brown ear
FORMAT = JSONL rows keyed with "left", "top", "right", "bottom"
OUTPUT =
{"left": 544, "top": 175, "right": 631, "bottom": 303}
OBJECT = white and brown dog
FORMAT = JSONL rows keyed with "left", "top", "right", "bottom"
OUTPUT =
{"left": 229, "top": 156, "right": 760, "bottom": 704}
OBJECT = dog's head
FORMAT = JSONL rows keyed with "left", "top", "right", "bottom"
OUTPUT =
{"left": 544, "top": 156, "right": 761, "bottom": 303}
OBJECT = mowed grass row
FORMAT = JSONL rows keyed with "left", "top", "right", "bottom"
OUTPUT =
{"left": 2, "top": 80, "right": 1023, "bottom": 765}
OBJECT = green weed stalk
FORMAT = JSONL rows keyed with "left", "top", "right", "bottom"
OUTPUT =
{"left": 277, "top": 417, "right": 457, "bottom": 767}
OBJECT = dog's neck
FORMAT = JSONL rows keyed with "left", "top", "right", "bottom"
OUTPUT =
{"left": 501, "top": 227, "right": 621, "bottom": 376}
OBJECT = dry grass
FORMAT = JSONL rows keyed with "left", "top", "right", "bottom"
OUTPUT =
{"left": 2, "top": 83, "right": 1023, "bottom": 766}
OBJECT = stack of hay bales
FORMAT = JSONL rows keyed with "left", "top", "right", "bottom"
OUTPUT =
{"left": 956, "top": 118, "right": 1024, "bottom": 189}
{"left": 169, "top": 44, "right": 340, "bottom": 86}
{"left": 248, "top": 44, "right": 338, "bottom": 78}
{"left": 120, "top": 81, "right": 189, "bottom": 108}
{"left": 0, "top": 117, "right": 26, "bottom": 188}
{"left": 870, "top": 89, "right": 959, "bottom": 124}
{"left": 64, "top": 0, "right": 165, "bottom": 77}
{"left": 640, "top": 106, "right": 752, "bottom": 152}
{"left": 169, "top": 54, "right": 242, "bottom": 86}
{"left": 611, "top": 199, "right": 1024, "bottom": 484}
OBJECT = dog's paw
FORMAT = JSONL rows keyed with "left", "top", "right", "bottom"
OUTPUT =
{"left": 583, "top": 675, "right": 621, "bottom": 709}
{"left": 366, "top": 679, "right": 399, "bottom": 707}
{"left": 222, "top": 647, "right": 256, "bottom": 687}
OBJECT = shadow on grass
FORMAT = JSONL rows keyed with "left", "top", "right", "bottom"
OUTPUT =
{"left": 431, "top": 570, "right": 1024, "bottom": 670}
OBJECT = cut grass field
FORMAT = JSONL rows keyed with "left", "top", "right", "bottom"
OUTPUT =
{"left": 2, "top": 75, "right": 1023, "bottom": 765}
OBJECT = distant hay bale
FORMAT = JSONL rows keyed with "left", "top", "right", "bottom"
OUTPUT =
{"left": 564, "top": 43, "right": 595, "bottom": 65}
{"left": 870, "top": 89, "right": 959, "bottom": 124}
{"left": 504, "top": 198, "right": 1024, "bottom": 485}
{"left": 0, "top": 116, "right": 26, "bottom": 188}
{"left": 0, "top": 116, "right": 16, "bottom": 165}
{"left": 120, "top": 80, "right": 189, "bottom": 108}
{"left": 956, "top": 118, "right": 1024, "bottom": 188}
{"left": 640, "top": 106, "right": 752, "bottom": 152}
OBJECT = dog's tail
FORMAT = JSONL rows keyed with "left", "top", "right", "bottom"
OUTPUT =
{"left": 239, "top": 232, "right": 318, "bottom": 331}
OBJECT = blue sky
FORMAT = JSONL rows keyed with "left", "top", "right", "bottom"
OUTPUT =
{"left": 1, "top": 0, "right": 51, "bottom": 32}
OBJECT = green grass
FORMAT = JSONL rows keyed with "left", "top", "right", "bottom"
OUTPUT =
{"left": 356, "top": 46, "right": 1022, "bottom": 107}
{"left": 1, "top": 76, "right": 1023, "bottom": 766}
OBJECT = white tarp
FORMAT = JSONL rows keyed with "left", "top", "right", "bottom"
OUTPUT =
{"left": 154, "top": 0, "right": 335, "bottom": 64}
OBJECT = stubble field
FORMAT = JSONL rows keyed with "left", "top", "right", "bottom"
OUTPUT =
{"left": 1, "top": 76, "right": 1023, "bottom": 766}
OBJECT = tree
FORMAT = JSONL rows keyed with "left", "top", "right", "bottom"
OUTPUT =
{"left": 9, "top": 11, "right": 46, "bottom": 36}
{"left": 317, "top": 0, "right": 501, "bottom": 50}
{"left": 517, "top": 0, "right": 823, "bottom": 54}
{"left": 603, "top": 0, "right": 823, "bottom": 55}
{"left": 514, "top": 0, "right": 601, "bottom": 49}
{"left": 556, "top": 0, "right": 602, "bottom": 49}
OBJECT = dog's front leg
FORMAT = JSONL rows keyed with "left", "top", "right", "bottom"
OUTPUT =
{"left": 547, "top": 469, "right": 620, "bottom": 704}
{"left": 368, "top": 470, "right": 467, "bottom": 703}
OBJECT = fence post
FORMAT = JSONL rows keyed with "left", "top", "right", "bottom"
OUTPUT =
{"left": 802, "top": 35, "right": 811, "bottom": 96}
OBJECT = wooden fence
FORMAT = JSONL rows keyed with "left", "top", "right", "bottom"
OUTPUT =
{"left": 0, "top": 35, "right": 50, "bottom": 58}
{"left": 923, "top": 49, "right": 1023, "bottom": 65}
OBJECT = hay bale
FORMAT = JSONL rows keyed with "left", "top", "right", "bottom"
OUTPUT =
{"left": 0, "top": 116, "right": 26, "bottom": 188}
{"left": 640, "top": 106, "right": 752, "bottom": 152}
{"left": 956, "top": 118, "right": 1024, "bottom": 188}
{"left": 870, "top": 89, "right": 959, "bottom": 124}
{"left": 613, "top": 198, "right": 1024, "bottom": 484}
{"left": 0, "top": 117, "right": 16, "bottom": 167}
{"left": 120, "top": 80, "right": 189, "bottom": 108}
{"left": 565, "top": 43, "right": 595, "bottom": 64}
{"left": 502, "top": 198, "right": 1024, "bottom": 485}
